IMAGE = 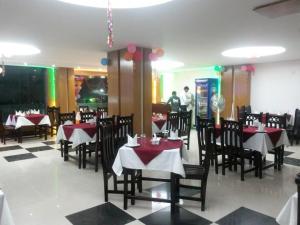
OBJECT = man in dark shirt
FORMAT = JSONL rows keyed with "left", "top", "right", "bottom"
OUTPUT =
{"left": 167, "top": 91, "right": 181, "bottom": 112}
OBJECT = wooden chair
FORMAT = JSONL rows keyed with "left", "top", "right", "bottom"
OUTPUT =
{"left": 97, "top": 107, "right": 108, "bottom": 118}
{"left": 115, "top": 114, "right": 134, "bottom": 149}
{"left": 265, "top": 113, "right": 287, "bottom": 169}
{"left": 80, "top": 111, "right": 96, "bottom": 123}
{"left": 237, "top": 105, "right": 246, "bottom": 121}
{"left": 47, "top": 106, "right": 60, "bottom": 137}
{"left": 99, "top": 122, "right": 136, "bottom": 202}
{"left": 245, "top": 105, "right": 252, "bottom": 114}
{"left": 220, "top": 118, "right": 256, "bottom": 181}
{"left": 0, "top": 111, "right": 16, "bottom": 145}
{"left": 176, "top": 125, "right": 214, "bottom": 211}
{"left": 166, "top": 112, "right": 180, "bottom": 132}
{"left": 79, "top": 105, "right": 89, "bottom": 112}
{"left": 179, "top": 110, "right": 192, "bottom": 150}
{"left": 290, "top": 109, "right": 300, "bottom": 145}
{"left": 58, "top": 112, "right": 76, "bottom": 157}
{"left": 244, "top": 112, "right": 263, "bottom": 126}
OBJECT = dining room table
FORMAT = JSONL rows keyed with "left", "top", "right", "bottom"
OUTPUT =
{"left": 112, "top": 137, "right": 188, "bottom": 213}
{"left": 0, "top": 190, "right": 15, "bottom": 225}
{"left": 56, "top": 122, "right": 97, "bottom": 167}
{"left": 215, "top": 125, "right": 290, "bottom": 176}
{"left": 5, "top": 114, "right": 51, "bottom": 142}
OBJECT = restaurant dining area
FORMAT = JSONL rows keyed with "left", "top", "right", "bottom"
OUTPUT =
{"left": 1, "top": 0, "right": 300, "bottom": 225}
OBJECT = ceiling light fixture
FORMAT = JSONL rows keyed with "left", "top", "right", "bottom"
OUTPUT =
{"left": 222, "top": 46, "right": 286, "bottom": 58}
{"left": 0, "top": 42, "right": 40, "bottom": 57}
{"left": 152, "top": 60, "right": 184, "bottom": 71}
{"left": 57, "top": 0, "right": 173, "bottom": 8}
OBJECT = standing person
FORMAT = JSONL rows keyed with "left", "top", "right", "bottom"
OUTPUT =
{"left": 167, "top": 91, "right": 181, "bottom": 112}
{"left": 181, "top": 86, "right": 194, "bottom": 111}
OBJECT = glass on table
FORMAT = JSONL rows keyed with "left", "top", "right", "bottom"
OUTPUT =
{"left": 162, "top": 130, "right": 169, "bottom": 140}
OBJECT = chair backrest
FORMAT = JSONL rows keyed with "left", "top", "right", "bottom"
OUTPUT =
{"left": 166, "top": 112, "right": 180, "bottom": 131}
{"left": 80, "top": 111, "right": 96, "bottom": 123}
{"left": 220, "top": 118, "right": 243, "bottom": 153}
{"left": 237, "top": 105, "right": 246, "bottom": 121}
{"left": 265, "top": 113, "right": 287, "bottom": 129}
{"left": 58, "top": 111, "right": 76, "bottom": 125}
{"left": 293, "top": 109, "right": 300, "bottom": 134}
{"left": 97, "top": 107, "right": 108, "bottom": 118}
{"left": 196, "top": 116, "right": 216, "bottom": 165}
{"left": 179, "top": 110, "right": 192, "bottom": 137}
{"left": 244, "top": 113, "right": 263, "bottom": 126}
{"left": 47, "top": 106, "right": 60, "bottom": 126}
{"left": 99, "top": 122, "right": 116, "bottom": 173}
{"left": 245, "top": 105, "right": 252, "bottom": 114}
{"left": 116, "top": 114, "right": 134, "bottom": 148}
{"left": 79, "top": 105, "right": 89, "bottom": 112}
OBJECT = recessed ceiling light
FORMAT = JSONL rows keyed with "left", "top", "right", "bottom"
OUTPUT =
{"left": 152, "top": 60, "right": 184, "bottom": 71}
{"left": 0, "top": 42, "right": 40, "bottom": 58}
{"left": 57, "top": 0, "right": 173, "bottom": 8}
{"left": 222, "top": 46, "right": 286, "bottom": 58}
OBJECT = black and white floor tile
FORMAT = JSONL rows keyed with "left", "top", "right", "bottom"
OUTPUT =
{"left": 0, "top": 131, "right": 299, "bottom": 225}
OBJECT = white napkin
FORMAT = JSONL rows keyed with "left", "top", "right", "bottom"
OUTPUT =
{"left": 64, "top": 120, "right": 73, "bottom": 125}
{"left": 170, "top": 130, "right": 178, "bottom": 139}
{"left": 253, "top": 119, "right": 259, "bottom": 127}
{"left": 127, "top": 134, "right": 138, "bottom": 146}
{"left": 87, "top": 118, "right": 96, "bottom": 124}
{"left": 258, "top": 123, "right": 265, "bottom": 132}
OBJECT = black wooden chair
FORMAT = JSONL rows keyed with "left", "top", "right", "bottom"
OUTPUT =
{"left": 220, "top": 118, "right": 256, "bottom": 181}
{"left": 47, "top": 106, "right": 60, "bottom": 137}
{"left": 80, "top": 111, "right": 96, "bottom": 123}
{"left": 0, "top": 111, "right": 16, "bottom": 144}
{"left": 290, "top": 109, "right": 300, "bottom": 145}
{"left": 237, "top": 105, "right": 246, "bottom": 121}
{"left": 79, "top": 105, "right": 89, "bottom": 112}
{"left": 245, "top": 105, "right": 252, "bottom": 114}
{"left": 99, "top": 122, "right": 136, "bottom": 202}
{"left": 97, "top": 107, "right": 108, "bottom": 118}
{"left": 265, "top": 113, "right": 287, "bottom": 170}
{"left": 166, "top": 112, "right": 180, "bottom": 132}
{"left": 115, "top": 114, "right": 134, "bottom": 149}
{"left": 58, "top": 112, "right": 76, "bottom": 157}
{"left": 244, "top": 112, "right": 263, "bottom": 126}
{"left": 176, "top": 124, "right": 214, "bottom": 211}
{"left": 196, "top": 116, "right": 220, "bottom": 174}
{"left": 179, "top": 110, "right": 192, "bottom": 150}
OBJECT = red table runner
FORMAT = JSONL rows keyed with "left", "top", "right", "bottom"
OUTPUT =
{"left": 24, "top": 114, "right": 45, "bottom": 125}
{"left": 152, "top": 115, "right": 167, "bottom": 130}
{"left": 63, "top": 123, "right": 96, "bottom": 140}
{"left": 133, "top": 138, "right": 183, "bottom": 165}
{"left": 215, "top": 126, "right": 282, "bottom": 145}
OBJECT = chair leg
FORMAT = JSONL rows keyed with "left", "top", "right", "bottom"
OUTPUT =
{"left": 113, "top": 174, "right": 118, "bottom": 191}
{"left": 222, "top": 153, "right": 226, "bottom": 175}
{"left": 95, "top": 147, "right": 99, "bottom": 172}
{"left": 78, "top": 147, "right": 82, "bottom": 169}
{"left": 201, "top": 181, "right": 207, "bottom": 211}
{"left": 103, "top": 172, "right": 108, "bottom": 202}
{"left": 241, "top": 158, "right": 245, "bottom": 181}
{"left": 215, "top": 153, "right": 218, "bottom": 174}
{"left": 60, "top": 141, "right": 64, "bottom": 157}
{"left": 137, "top": 170, "right": 143, "bottom": 193}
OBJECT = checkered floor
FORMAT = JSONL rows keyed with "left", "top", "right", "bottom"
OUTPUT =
{"left": 0, "top": 131, "right": 299, "bottom": 225}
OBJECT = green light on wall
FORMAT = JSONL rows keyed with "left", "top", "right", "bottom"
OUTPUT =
{"left": 47, "top": 68, "right": 56, "bottom": 106}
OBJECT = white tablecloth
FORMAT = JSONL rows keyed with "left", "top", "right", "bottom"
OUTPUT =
{"left": 277, "top": 192, "right": 298, "bottom": 225}
{"left": 152, "top": 121, "right": 166, "bottom": 135}
{"left": 0, "top": 191, "right": 15, "bottom": 225}
{"left": 216, "top": 129, "right": 290, "bottom": 156}
{"left": 6, "top": 115, "right": 51, "bottom": 129}
{"left": 112, "top": 141, "right": 188, "bottom": 177}
{"left": 56, "top": 125, "right": 96, "bottom": 148}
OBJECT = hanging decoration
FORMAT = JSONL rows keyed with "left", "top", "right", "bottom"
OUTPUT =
{"left": 101, "top": 58, "right": 109, "bottom": 65}
{"left": 153, "top": 48, "right": 164, "bottom": 57}
{"left": 122, "top": 44, "right": 165, "bottom": 62}
{"left": 133, "top": 50, "right": 143, "bottom": 62}
{"left": 124, "top": 52, "right": 134, "bottom": 61}
{"left": 107, "top": 0, "right": 113, "bottom": 48}
{"left": 127, "top": 44, "right": 137, "bottom": 53}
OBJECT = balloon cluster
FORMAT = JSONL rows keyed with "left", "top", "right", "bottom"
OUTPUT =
{"left": 123, "top": 44, "right": 165, "bottom": 62}
{"left": 240, "top": 65, "right": 255, "bottom": 72}
{"left": 123, "top": 44, "right": 142, "bottom": 62}
{"left": 101, "top": 58, "right": 109, "bottom": 66}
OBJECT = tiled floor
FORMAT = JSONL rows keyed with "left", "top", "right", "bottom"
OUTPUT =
{"left": 0, "top": 131, "right": 299, "bottom": 225}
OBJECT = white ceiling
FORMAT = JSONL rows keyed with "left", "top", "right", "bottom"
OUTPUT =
{"left": 0, "top": 0, "right": 300, "bottom": 69}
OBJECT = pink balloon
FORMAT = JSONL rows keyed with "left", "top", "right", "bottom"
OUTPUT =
{"left": 149, "top": 52, "right": 158, "bottom": 61}
{"left": 133, "top": 50, "right": 143, "bottom": 62}
{"left": 127, "top": 44, "right": 137, "bottom": 53}
{"left": 240, "top": 65, "right": 248, "bottom": 71}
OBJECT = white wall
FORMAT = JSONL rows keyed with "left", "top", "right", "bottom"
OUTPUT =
{"left": 251, "top": 60, "right": 300, "bottom": 115}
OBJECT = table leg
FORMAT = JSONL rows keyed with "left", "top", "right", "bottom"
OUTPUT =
{"left": 123, "top": 169, "right": 128, "bottom": 210}
{"left": 83, "top": 144, "right": 86, "bottom": 169}
{"left": 63, "top": 142, "right": 69, "bottom": 161}
{"left": 44, "top": 126, "right": 48, "bottom": 140}
{"left": 170, "top": 173, "right": 176, "bottom": 214}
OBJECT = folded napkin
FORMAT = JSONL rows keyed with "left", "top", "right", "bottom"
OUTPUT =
{"left": 127, "top": 134, "right": 138, "bottom": 146}
{"left": 87, "top": 118, "right": 96, "bottom": 124}
{"left": 258, "top": 123, "right": 265, "bottom": 132}
{"left": 253, "top": 119, "right": 259, "bottom": 127}
{"left": 64, "top": 120, "right": 73, "bottom": 125}
{"left": 75, "top": 112, "right": 81, "bottom": 121}
{"left": 170, "top": 130, "right": 178, "bottom": 139}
